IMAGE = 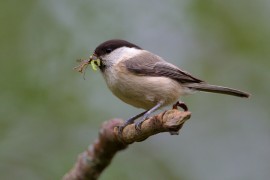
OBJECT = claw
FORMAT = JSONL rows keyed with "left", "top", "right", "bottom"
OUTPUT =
{"left": 118, "top": 126, "right": 124, "bottom": 134}
{"left": 173, "top": 101, "right": 188, "bottom": 111}
{"left": 116, "top": 110, "right": 149, "bottom": 140}
{"left": 117, "top": 125, "right": 125, "bottom": 139}
{"left": 116, "top": 103, "right": 163, "bottom": 139}
{"left": 135, "top": 121, "right": 143, "bottom": 131}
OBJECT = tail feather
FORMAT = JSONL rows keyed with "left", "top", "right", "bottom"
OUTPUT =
{"left": 187, "top": 83, "right": 250, "bottom": 98}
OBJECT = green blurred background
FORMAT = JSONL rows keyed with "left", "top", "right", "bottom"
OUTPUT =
{"left": 1, "top": 0, "right": 269, "bottom": 179}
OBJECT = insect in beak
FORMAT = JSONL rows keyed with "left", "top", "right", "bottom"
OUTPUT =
{"left": 73, "top": 53, "right": 101, "bottom": 79}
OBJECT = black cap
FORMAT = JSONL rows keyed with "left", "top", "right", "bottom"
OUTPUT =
{"left": 94, "top": 39, "right": 142, "bottom": 57}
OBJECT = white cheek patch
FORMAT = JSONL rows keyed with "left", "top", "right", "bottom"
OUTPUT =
{"left": 102, "top": 47, "right": 143, "bottom": 65}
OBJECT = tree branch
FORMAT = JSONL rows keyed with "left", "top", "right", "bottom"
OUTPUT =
{"left": 63, "top": 109, "right": 191, "bottom": 180}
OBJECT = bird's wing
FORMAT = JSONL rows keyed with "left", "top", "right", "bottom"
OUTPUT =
{"left": 124, "top": 51, "right": 204, "bottom": 84}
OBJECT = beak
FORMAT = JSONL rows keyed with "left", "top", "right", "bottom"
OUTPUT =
{"left": 89, "top": 53, "right": 98, "bottom": 62}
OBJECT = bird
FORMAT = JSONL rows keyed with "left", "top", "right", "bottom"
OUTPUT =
{"left": 82, "top": 39, "right": 250, "bottom": 135}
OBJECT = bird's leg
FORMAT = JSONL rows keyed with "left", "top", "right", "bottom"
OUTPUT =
{"left": 135, "top": 102, "right": 163, "bottom": 131}
{"left": 117, "top": 110, "right": 148, "bottom": 137}
{"left": 172, "top": 101, "right": 188, "bottom": 111}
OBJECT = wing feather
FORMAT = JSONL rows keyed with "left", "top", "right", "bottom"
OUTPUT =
{"left": 124, "top": 51, "right": 204, "bottom": 84}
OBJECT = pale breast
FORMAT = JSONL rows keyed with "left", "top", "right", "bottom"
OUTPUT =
{"left": 103, "top": 62, "right": 189, "bottom": 109}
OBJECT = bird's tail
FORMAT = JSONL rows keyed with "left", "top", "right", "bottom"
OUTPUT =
{"left": 186, "top": 83, "right": 250, "bottom": 98}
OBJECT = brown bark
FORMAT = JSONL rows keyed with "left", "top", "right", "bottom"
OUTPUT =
{"left": 63, "top": 109, "right": 191, "bottom": 180}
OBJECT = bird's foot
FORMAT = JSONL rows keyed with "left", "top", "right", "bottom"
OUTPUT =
{"left": 134, "top": 120, "right": 144, "bottom": 131}
{"left": 117, "top": 119, "right": 144, "bottom": 141}
{"left": 117, "top": 124, "right": 125, "bottom": 137}
{"left": 172, "top": 101, "right": 188, "bottom": 111}
{"left": 117, "top": 121, "right": 132, "bottom": 141}
{"left": 116, "top": 110, "right": 148, "bottom": 141}
{"left": 117, "top": 103, "right": 163, "bottom": 139}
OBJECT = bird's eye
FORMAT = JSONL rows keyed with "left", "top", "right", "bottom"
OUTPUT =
{"left": 105, "top": 48, "right": 112, "bottom": 53}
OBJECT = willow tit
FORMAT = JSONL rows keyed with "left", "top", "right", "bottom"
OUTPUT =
{"left": 86, "top": 39, "right": 250, "bottom": 134}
